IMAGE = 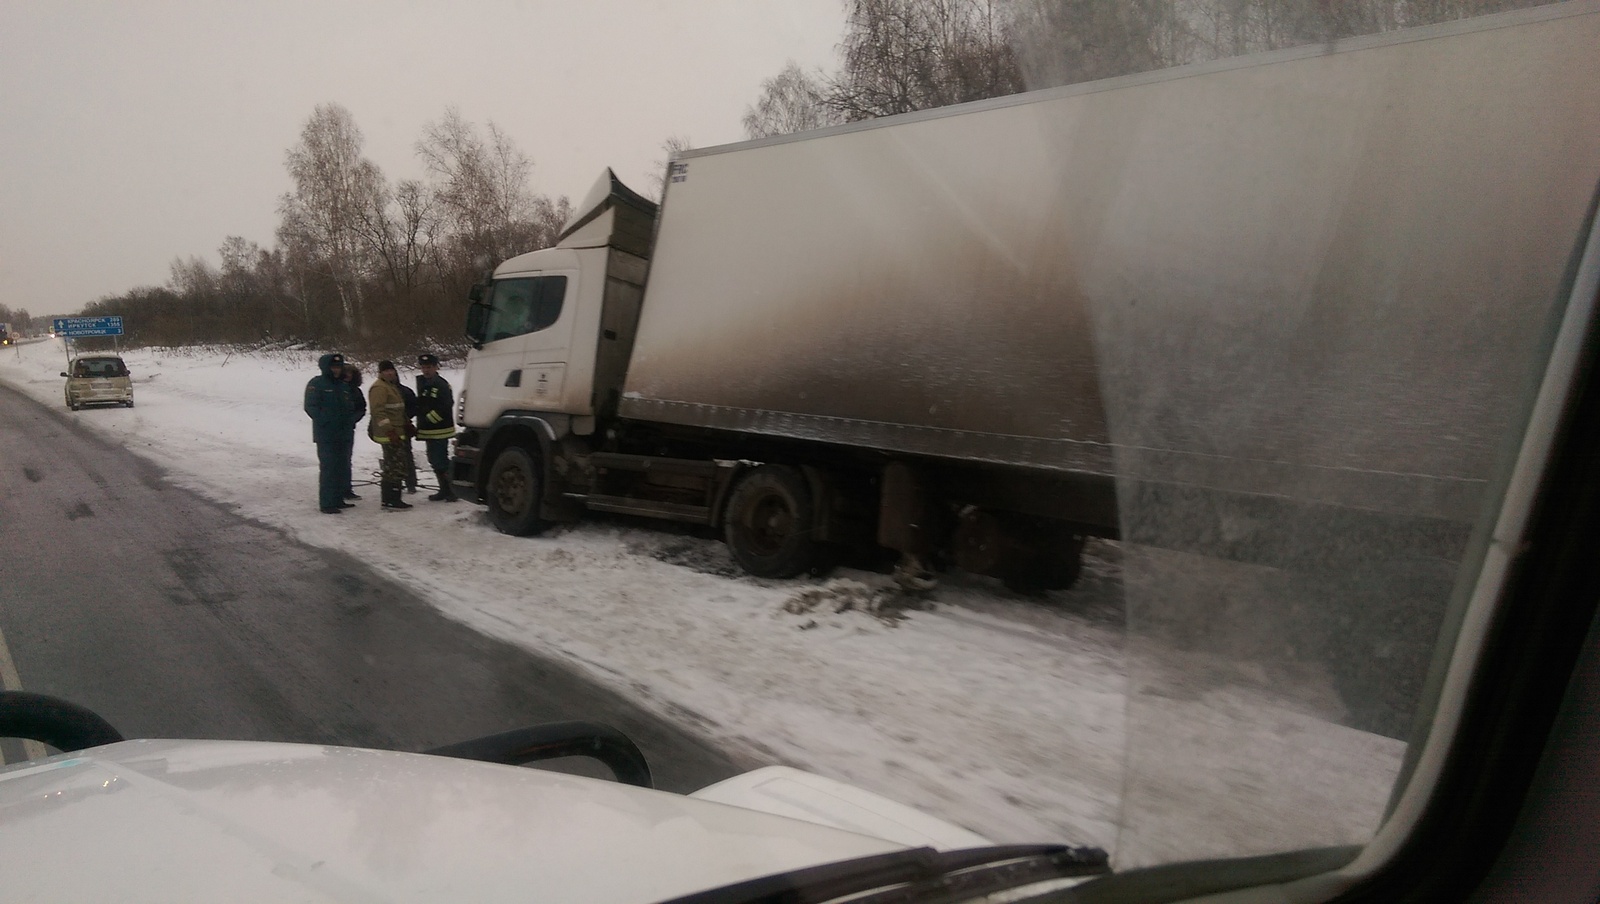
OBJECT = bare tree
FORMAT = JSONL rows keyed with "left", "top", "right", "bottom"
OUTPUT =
{"left": 168, "top": 255, "right": 219, "bottom": 300}
{"left": 519, "top": 193, "right": 575, "bottom": 252}
{"left": 648, "top": 134, "right": 694, "bottom": 200}
{"left": 216, "top": 236, "right": 259, "bottom": 333}
{"left": 416, "top": 107, "right": 543, "bottom": 270}
{"left": 742, "top": 63, "right": 841, "bottom": 139}
{"left": 278, "top": 103, "right": 385, "bottom": 332}
{"left": 739, "top": 1, "right": 1024, "bottom": 132}
{"left": 353, "top": 178, "right": 439, "bottom": 304}
{"left": 217, "top": 236, "right": 258, "bottom": 277}
{"left": 828, "top": 0, "right": 1024, "bottom": 120}
{"left": 1008, "top": 0, "right": 1180, "bottom": 88}
{"left": 80, "top": 100, "right": 576, "bottom": 350}
{"left": 1394, "top": 0, "right": 1550, "bottom": 27}
{"left": 1009, "top": 0, "right": 1540, "bottom": 89}
{"left": 0, "top": 304, "right": 33, "bottom": 334}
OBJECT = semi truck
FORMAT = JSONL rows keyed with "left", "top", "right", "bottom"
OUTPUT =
{"left": 451, "top": 5, "right": 1600, "bottom": 594}
{"left": 451, "top": 156, "right": 1111, "bottom": 589}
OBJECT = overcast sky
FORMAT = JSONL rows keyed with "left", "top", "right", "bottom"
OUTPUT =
{"left": 0, "top": 1, "right": 843, "bottom": 317}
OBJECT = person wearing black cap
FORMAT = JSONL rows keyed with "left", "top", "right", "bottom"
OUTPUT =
{"left": 415, "top": 353, "right": 458, "bottom": 501}
{"left": 368, "top": 360, "right": 412, "bottom": 510}
{"left": 303, "top": 352, "right": 359, "bottom": 514}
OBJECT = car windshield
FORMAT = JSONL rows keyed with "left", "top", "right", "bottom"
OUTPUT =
{"left": 2, "top": 2, "right": 1596, "bottom": 902}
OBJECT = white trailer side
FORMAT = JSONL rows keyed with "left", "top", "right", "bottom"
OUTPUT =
{"left": 621, "top": 5, "right": 1600, "bottom": 532}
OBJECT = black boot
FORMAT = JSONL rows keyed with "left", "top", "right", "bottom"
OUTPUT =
{"left": 429, "top": 470, "right": 457, "bottom": 502}
{"left": 382, "top": 483, "right": 412, "bottom": 510}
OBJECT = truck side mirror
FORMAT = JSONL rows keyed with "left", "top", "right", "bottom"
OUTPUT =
{"left": 465, "top": 301, "right": 490, "bottom": 350}
{"left": 468, "top": 283, "right": 486, "bottom": 303}
{"left": 60, "top": 372, "right": 69, "bottom": 377}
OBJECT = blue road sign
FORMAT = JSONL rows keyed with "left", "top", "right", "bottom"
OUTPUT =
{"left": 53, "top": 316, "right": 124, "bottom": 337}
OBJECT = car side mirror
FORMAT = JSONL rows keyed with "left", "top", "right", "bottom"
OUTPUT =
{"left": 465, "top": 301, "right": 490, "bottom": 350}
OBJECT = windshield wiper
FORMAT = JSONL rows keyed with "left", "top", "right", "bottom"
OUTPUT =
{"left": 661, "top": 843, "right": 1110, "bottom": 904}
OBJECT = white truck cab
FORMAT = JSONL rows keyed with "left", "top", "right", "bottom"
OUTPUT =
{"left": 460, "top": 171, "right": 653, "bottom": 435}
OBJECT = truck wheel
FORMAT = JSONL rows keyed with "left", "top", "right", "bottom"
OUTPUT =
{"left": 724, "top": 465, "right": 817, "bottom": 578}
{"left": 485, "top": 446, "right": 550, "bottom": 536}
{"left": 1003, "top": 534, "right": 1086, "bottom": 594}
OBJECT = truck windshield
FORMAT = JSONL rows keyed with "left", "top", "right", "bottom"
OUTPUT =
{"left": 485, "top": 275, "right": 567, "bottom": 341}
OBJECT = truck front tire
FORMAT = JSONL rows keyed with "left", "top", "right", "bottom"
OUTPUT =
{"left": 724, "top": 465, "right": 817, "bottom": 578}
{"left": 485, "top": 446, "right": 550, "bottom": 536}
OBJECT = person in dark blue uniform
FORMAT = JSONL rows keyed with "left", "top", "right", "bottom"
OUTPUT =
{"left": 303, "top": 353, "right": 359, "bottom": 514}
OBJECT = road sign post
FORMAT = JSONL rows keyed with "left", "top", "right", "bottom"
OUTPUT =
{"left": 53, "top": 317, "right": 126, "bottom": 369}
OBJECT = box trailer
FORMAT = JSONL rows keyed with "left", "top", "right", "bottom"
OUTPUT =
{"left": 452, "top": 4, "right": 1600, "bottom": 591}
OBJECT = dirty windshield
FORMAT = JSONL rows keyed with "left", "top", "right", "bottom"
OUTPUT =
{"left": 2, "top": 0, "right": 1597, "bottom": 896}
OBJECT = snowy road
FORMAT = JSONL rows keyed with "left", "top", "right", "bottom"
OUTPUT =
{"left": 0, "top": 379, "right": 743, "bottom": 790}
{"left": 0, "top": 340, "right": 1406, "bottom": 866}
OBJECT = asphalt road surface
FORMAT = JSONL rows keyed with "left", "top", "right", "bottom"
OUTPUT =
{"left": 0, "top": 380, "right": 745, "bottom": 791}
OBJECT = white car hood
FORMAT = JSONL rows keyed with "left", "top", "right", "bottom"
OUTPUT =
{"left": 691, "top": 766, "right": 990, "bottom": 851}
{"left": 0, "top": 739, "right": 913, "bottom": 903}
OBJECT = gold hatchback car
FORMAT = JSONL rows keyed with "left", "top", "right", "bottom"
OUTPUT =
{"left": 62, "top": 355, "right": 134, "bottom": 410}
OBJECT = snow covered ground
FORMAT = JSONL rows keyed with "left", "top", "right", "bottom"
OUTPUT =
{"left": 0, "top": 339, "right": 1406, "bottom": 867}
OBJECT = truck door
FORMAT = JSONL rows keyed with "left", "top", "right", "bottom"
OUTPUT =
{"left": 473, "top": 272, "right": 577, "bottom": 417}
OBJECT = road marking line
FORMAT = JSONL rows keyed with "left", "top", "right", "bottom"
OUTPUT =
{"left": 0, "top": 624, "right": 49, "bottom": 762}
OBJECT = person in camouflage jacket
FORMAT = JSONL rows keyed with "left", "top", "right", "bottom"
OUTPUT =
{"left": 367, "top": 360, "right": 412, "bottom": 510}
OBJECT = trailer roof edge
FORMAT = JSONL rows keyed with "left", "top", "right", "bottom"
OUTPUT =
{"left": 679, "top": 0, "right": 1599, "bottom": 162}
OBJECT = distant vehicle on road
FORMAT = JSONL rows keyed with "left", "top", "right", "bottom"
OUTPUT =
{"left": 62, "top": 355, "right": 134, "bottom": 410}
{"left": 0, "top": 323, "right": 11, "bottom": 346}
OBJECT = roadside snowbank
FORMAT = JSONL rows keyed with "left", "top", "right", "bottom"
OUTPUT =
{"left": 0, "top": 340, "right": 1404, "bottom": 866}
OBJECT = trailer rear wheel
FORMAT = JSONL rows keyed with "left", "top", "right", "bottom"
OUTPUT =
{"left": 724, "top": 465, "right": 817, "bottom": 578}
{"left": 486, "top": 445, "right": 550, "bottom": 536}
{"left": 1003, "top": 533, "right": 1087, "bottom": 594}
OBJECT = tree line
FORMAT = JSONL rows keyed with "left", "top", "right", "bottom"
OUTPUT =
{"left": 741, "top": 0, "right": 1554, "bottom": 138}
{"left": 0, "top": 304, "right": 35, "bottom": 336}
{"left": 78, "top": 0, "right": 1551, "bottom": 353}
{"left": 82, "top": 106, "right": 569, "bottom": 353}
